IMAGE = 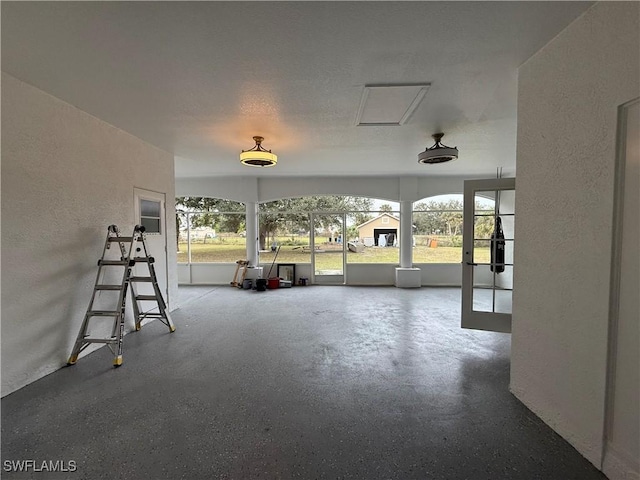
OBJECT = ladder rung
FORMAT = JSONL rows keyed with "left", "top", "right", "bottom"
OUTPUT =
{"left": 133, "top": 257, "right": 155, "bottom": 263}
{"left": 130, "top": 276, "right": 153, "bottom": 282}
{"left": 98, "top": 260, "right": 128, "bottom": 266}
{"left": 82, "top": 337, "right": 118, "bottom": 344}
{"left": 88, "top": 310, "right": 120, "bottom": 316}
{"left": 95, "top": 285, "right": 123, "bottom": 291}
{"left": 108, "top": 237, "right": 134, "bottom": 242}
{"left": 135, "top": 295, "right": 158, "bottom": 301}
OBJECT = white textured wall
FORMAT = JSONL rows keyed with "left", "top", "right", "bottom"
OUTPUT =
{"left": 512, "top": 1, "right": 639, "bottom": 468}
{"left": 1, "top": 73, "right": 177, "bottom": 396}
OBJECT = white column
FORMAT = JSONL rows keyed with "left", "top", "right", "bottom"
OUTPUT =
{"left": 395, "top": 200, "right": 421, "bottom": 288}
{"left": 245, "top": 201, "right": 258, "bottom": 267}
{"left": 399, "top": 200, "right": 413, "bottom": 268}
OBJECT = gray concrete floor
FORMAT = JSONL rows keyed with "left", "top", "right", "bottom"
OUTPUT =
{"left": 2, "top": 286, "right": 606, "bottom": 479}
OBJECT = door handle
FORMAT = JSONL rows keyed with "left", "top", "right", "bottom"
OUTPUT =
{"left": 465, "top": 261, "right": 478, "bottom": 266}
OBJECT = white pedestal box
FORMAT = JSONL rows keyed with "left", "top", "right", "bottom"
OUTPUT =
{"left": 244, "top": 267, "right": 263, "bottom": 280}
{"left": 395, "top": 267, "right": 421, "bottom": 288}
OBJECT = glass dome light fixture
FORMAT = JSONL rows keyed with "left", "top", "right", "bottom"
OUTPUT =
{"left": 240, "top": 136, "right": 278, "bottom": 167}
{"left": 418, "top": 132, "right": 459, "bottom": 164}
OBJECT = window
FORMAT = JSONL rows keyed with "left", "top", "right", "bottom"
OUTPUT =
{"left": 258, "top": 196, "right": 401, "bottom": 265}
{"left": 258, "top": 207, "right": 312, "bottom": 265}
{"left": 346, "top": 209, "right": 399, "bottom": 264}
{"left": 412, "top": 195, "right": 464, "bottom": 263}
{"left": 140, "top": 199, "right": 161, "bottom": 234}
{"left": 176, "top": 195, "right": 406, "bottom": 265}
{"left": 176, "top": 198, "right": 246, "bottom": 263}
{"left": 412, "top": 194, "right": 495, "bottom": 264}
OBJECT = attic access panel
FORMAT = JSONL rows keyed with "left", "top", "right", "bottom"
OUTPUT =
{"left": 355, "top": 84, "right": 430, "bottom": 126}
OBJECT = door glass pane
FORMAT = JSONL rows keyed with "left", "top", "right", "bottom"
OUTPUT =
{"left": 495, "top": 265, "right": 514, "bottom": 290}
{"left": 503, "top": 240, "right": 514, "bottom": 266}
{"left": 499, "top": 215, "right": 515, "bottom": 241}
{"left": 473, "top": 287, "right": 494, "bottom": 312}
{"left": 473, "top": 216, "right": 494, "bottom": 240}
{"left": 473, "top": 239, "right": 491, "bottom": 265}
{"left": 140, "top": 217, "right": 160, "bottom": 234}
{"left": 498, "top": 190, "right": 515, "bottom": 215}
{"left": 472, "top": 287, "right": 513, "bottom": 314}
{"left": 475, "top": 193, "right": 496, "bottom": 214}
{"left": 315, "top": 250, "right": 343, "bottom": 276}
{"left": 141, "top": 199, "right": 161, "bottom": 217}
{"left": 473, "top": 265, "right": 493, "bottom": 287}
{"left": 473, "top": 195, "right": 496, "bottom": 269}
{"left": 495, "top": 289, "right": 512, "bottom": 314}
{"left": 140, "top": 199, "right": 162, "bottom": 234}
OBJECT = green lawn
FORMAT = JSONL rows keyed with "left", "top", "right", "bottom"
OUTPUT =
{"left": 177, "top": 242, "right": 490, "bottom": 266}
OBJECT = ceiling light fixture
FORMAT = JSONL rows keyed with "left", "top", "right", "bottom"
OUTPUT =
{"left": 418, "top": 133, "right": 459, "bottom": 164}
{"left": 240, "top": 136, "right": 277, "bottom": 167}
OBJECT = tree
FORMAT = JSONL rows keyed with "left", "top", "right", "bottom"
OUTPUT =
{"left": 176, "top": 197, "right": 245, "bottom": 230}
{"left": 258, "top": 196, "right": 373, "bottom": 249}
{"left": 379, "top": 203, "right": 393, "bottom": 212}
{"left": 438, "top": 199, "right": 463, "bottom": 236}
{"left": 412, "top": 199, "right": 495, "bottom": 242}
{"left": 413, "top": 200, "right": 455, "bottom": 235}
{"left": 177, "top": 195, "right": 389, "bottom": 250}
{"left": 412, "top": 199, "right": 463, "bottom": 236}
{"left": 175, "top": 197, "right": 246, "bottom": 249}
{"left": 473, "top": 202, "right": 495, "bottom": 243}
{"left": 176, "top": 197, "right": 245, "bottom": 212}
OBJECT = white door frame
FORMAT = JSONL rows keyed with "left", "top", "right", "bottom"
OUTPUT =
{"left": 602, "top": 98, "right": 639, "bottom": 478}
{"left": 462, "top": 177, "right": 515, "bottom": 333}
{"left": 133, "top": 187, "right": 169, "bottom": 302}
{"left": 311, "top": 212, "right": 346, "bottom": 285}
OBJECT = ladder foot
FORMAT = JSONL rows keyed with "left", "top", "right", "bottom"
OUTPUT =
{"left": 113, "top": 356, "right": 123, "bottom": 367}
{"left": 67, "top": 355, "right": 78, "bottom": 365}
{"left": 169, "top": 326, "right": 176, "bottom": 333}
{"left": 135, "top": 324, "right": 141, "bottom": 331}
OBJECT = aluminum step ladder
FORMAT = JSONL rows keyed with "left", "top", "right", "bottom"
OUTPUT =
{"left": 129, "top": 225, "right": 176, "bottom": 334}
{"left": 67, "top": 225, "right": 174, "bottom": 368}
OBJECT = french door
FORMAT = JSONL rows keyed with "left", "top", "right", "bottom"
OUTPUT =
{"left": 311, "top": 213, "right": 346, "bottom": 285}
{"left": 461, "top": 178, "right": 516, "bottom": 333}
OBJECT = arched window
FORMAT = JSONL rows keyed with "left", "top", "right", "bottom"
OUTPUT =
{"left": 412, "top": 194, "right": 495, "bottom": 264}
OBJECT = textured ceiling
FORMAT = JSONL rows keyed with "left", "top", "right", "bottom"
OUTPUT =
{"left": 1, "top": 1, "right": 593, "bottom": 178}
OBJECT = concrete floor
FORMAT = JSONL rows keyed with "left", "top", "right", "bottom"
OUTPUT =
{"left": 1, "top": 286, "right": 606, "bottom": 479}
